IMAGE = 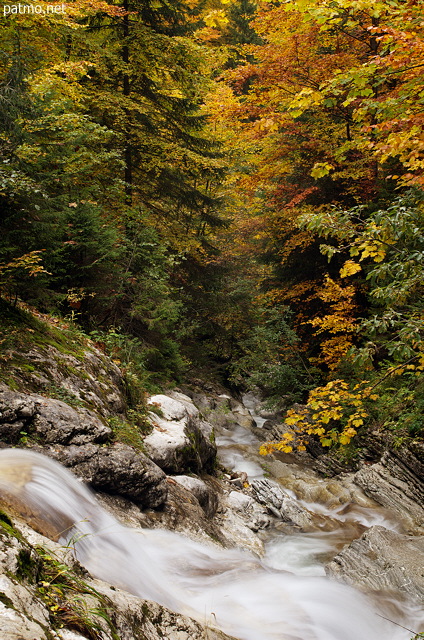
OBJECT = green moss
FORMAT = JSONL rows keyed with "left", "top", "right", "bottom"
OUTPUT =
{"left": 0, "top": 511, "right": 24, "bottom": 542}
{"left": 0, "top": 592, "right": 14, "bottom": 608}
{"left": 20, "top": 363, "right": 36, "bottom": 372}
{"left": 42, "top": 384, "right": 84, "bottom": 408}
{"left": 0, "top": 299, "right": 90, "bottom": 365}
{"left": 16, "top": 548, "right": 39, "bottom": 583}
{"left": 107, "top": 416, "right": 147, "bottom": 451}
{"left": 0, "top": 511, "right": 14, "bottom": 528}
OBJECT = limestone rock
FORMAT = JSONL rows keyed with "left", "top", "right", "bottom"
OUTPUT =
{"left": 0, "top": 390, "right": 111, "bottom": 446}
{"left": 354, "top": 451, "right": 424, "bottom": 534}
{"left": 41, "top": 443, "right": 168, "bottom": 509}
{"left": 225, "top": 490, "right": 271, "bottom": 533}
{"left": 0, "top": 517, "right": 236, "bottom": 640}
{"left": 173, "top": 475, "right": 218, "bottom": 517}
{"left": 326, "top": 525, "right": 424, "bottom": 604}
{"left": 4, "top": 342, "right": 126, "bottom": 418}
{"left": 250, "top": 478, "right": 314, "bottom": 530}
{"left": 144, "top": 394, "right": 216, "bottom": 474}
{"left": 94, "top": 581, "right": 237, "bottom": 640}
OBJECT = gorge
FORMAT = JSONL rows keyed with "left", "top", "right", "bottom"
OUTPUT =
{"left": 0, "top": 346, "right": 423, "bottom": 640}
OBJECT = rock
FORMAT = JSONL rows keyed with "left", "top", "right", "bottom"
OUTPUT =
{"left": 4, "top": 342, "right": 127, "bottom": 418}
{"left": 173, "top": 475, "right": 219, "bottom": 517}
{"left": 144, "top": 394, "right": 216, "bottom": 474}
{"left": 326, "top": 525, "right": 424, "bottom": 604}
{"left": 250, "top": 478, "right": 314, "bottom": 530}
{"left": 94, "top": 582, "right": 238, "bottom": 640}
{"left": 140, "top": 479, "right": 229, "bottom": 547}
{"left": 0, "top": 520, "right": 52, "bottom": 640}
{"left": 0, "top": 391, "right": 111, "bottom": 446}
{"left": 40, "top": 443, "right": 168, "bottom": 509}
{"left": 225, "top": 491, "right": 271, "bottom": 533}
{"left": 354, "top": 451, "right": 424, "bottom": 534}
{"left": 227, "top": 490, "right": 254, "bottom": 511}
{"left": 0, "top": 517, "right": 236, "bottom": 640}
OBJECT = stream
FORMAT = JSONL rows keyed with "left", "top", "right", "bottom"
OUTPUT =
{"left": 215, "top": 401, "right": 404, "bottom": 577}
{"left": 0, "top": 406, "right": 423, "bottom": 640}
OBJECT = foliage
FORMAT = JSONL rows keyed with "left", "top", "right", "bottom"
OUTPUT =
{"left": 0, "top": 0, "right": 230, "bottom": 381}
{"left": 261, "top": 191, "right": 424, "bottom": 454}
{"left": 0, "top": 251, "right": 51, "bottom": 302}
{"left": 35, "top": 546, "right": 120, "bottom": 640}
{"left": 260, "top": 379, "right": 378, "bottom": 455}
{"left": 301, "top": 192, "right": 424, "bottom": 371}
{"left": 228, "top": 305, "right": 316, "bottom": 404}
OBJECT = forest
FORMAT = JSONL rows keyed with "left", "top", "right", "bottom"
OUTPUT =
{"left": 1, "top": 0, "right": 423, "bottom": 460}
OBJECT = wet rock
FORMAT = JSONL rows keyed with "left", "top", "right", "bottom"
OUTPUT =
{"left": 40, "top": 443, "right": 168, "bottom": 509}
{"left": 250, "top": 478, "right": 314, "bottom": 530}
{"left": 0, "top": 518, "right": 236, "bottom": 640}
{"left": 95, "top": 582, "right": 238, "bottom": 640}
{"left": 144, "top": 479, "right": 229, "bottom": 547}
{"left": 0, "top": 391, "right": 111, "bottom": 446}
{"left": 173, "top": 475, "right": 219, "bottom": 517}
{"left": 225, "top": 490, "right": 271, "bottom": 533}
{"left": 354, "top": 451, "right": 424, "bottom": 534}
{"left": 218, "top": 506, "right": 266, "bottom": 555}
{"left": 144, "top": 394, "right": 216, "bottom": 474}
{"left": 326, "top": 525, "right": 424, "bottom": 604}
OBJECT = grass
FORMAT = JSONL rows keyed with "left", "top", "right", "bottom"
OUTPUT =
{"left": 35, "top": 546, "right": 120, "bottom": 640}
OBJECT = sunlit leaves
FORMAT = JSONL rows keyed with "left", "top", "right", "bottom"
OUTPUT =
{"left": 340, "top": 260, "right": 361, "bottom": 278}
{"left": 260, "top": 378, "right": 378, "bottom": 454}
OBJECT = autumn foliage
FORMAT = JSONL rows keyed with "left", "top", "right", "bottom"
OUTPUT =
{"left": 0, "top": 0, "right": 423, "bottom": 448}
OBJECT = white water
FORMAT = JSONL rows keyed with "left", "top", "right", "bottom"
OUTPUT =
{"left": 0, "top": 449, "right": 422, "bottom": 640}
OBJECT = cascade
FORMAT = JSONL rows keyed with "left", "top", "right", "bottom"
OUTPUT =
{"left": 0, "top": 447, "right": 422, "bottom": 640}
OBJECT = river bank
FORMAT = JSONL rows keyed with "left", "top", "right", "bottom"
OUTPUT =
{"left": 0, "top": 309, "right": 423, "bottom": 639}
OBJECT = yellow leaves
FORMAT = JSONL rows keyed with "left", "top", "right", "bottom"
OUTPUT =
{"left": 0, "top": 251, "right": 51, "bottom": 279}
{"left": 260, "top": 378, "right": 378, "bottom": 456}
{"left": 357, "top": 240, "right": 386, "bottom": 263}
{"left": 277, "top": 444, "right": 293, "bottom": 453}
{"left": 204, "top": 9, "right": 228, "bottom": 29}
{"left": 308, "top": 275, "right": 357, "bottom": 368}
{"left": 340, "top": 260, "right": 361, "bottom": 278}
{"left": 311, "top": 162, "right": 334, "bottom": 179}
{"left": 289, "top": 88, "right": 323, "bottom": 119}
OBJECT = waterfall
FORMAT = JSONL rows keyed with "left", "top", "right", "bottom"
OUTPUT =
{"left": 0, "top": 448, "right": 421, "bottom": 640}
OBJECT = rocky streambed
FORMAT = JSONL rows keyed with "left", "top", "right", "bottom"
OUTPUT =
{"left": 0, "top": 338, "right": 423, "bottom": 639}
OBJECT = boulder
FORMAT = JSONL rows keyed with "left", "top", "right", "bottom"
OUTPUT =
{"left": 143, "top": 394, "right": 216, "bottom": 474}
{"left": 225, "top": 490, "right": 271, "bottom": 533}
{"left": 173, "top": 475, "right": 218, "bottom": 517}
{"left": 326, "top": 525, "right": 424, "bottom": 604}
{"left": 4, "top": 342, "right": 127, "bottom": 418}
{"left": 40, "top": 443, "right": 168, "bottom": 509}
{"left": 0, "top": 391, "right": 111, "bottom": 446}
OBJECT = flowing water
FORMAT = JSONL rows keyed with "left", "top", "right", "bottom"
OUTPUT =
{"left": 0, "top": 443, "right": 422, "bottom": 640}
